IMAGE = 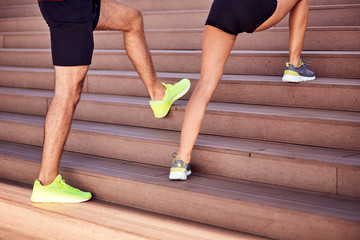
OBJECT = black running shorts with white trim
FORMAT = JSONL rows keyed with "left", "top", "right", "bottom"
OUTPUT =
{"left": 38, "top": 0, "right": 101, "bottom": 66}
{"left": 205, "top": 0, "right": 278, "bottom": 35}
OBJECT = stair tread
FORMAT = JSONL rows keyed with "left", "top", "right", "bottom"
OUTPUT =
{"left": 0, "top": 3, "right": 359, "bottom": 15}
{"left": 1, "top": 86, "right": 360, "bottom": 124}
{"left": 0, "top": 0, "right": 359, "bottom": 239}
{"left": 0, "top": 0, "right": 357, "bottom": 7}
{"left": 1, "top": 66, "right": 359, "bottom": 86}
{"left": 1, "top": 140, "right": 360, "bottom": 222}
{"left": 0, "top": 178, "right": 255, "bottom": 240}
{"left": 2, "top": 25, "right": 360, "bottom": 35}
{"left": 2, "top": 48, "right": 359, "bottom": 56}
{"left": 0, "top": 223, "right": 43, "bottom": 240}
{"left": 1, "top": 49, "right": 358, "bottom": 78}
{"left": 311, "top": 3, "right": 360, "bottom": 9}
{"left": 0, "top": 112, "right": 359, "bottom": 167}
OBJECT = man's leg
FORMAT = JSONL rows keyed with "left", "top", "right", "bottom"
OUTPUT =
{"left": 96, "top": 0, "right": 164, "bottom": 100}
{"left": 38, "top": 66, "right": 88, "bottom": 185}
{"left": 31, "top": 65, "right": 92, "bottom": 203}
{"left": 95, "top": 0, "right": 190, "bottom": 118}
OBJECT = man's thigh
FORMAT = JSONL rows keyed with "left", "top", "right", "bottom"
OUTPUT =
{"left": 96, "top": 0, "right": 141, "bottom": 31}
{"left": 38, "top": 0, "right": 97, "bottom": 66}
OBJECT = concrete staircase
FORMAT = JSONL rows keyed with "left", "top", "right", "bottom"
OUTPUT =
{"left": 0, "top": 0, "right": 359, "bottom": 239}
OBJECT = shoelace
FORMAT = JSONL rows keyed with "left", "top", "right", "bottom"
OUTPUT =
{"left": 301, "top": 59, "right": 311, "bottom": 68}
{"left": 59, "top": 179, "right": 81, "bottom": 192}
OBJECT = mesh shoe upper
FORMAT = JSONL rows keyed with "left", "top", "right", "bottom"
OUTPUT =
{"left": 149, "top": 78, "right": 191, "bottom": 118}
{"left": 282, "top": 59, "right": 316, "bottom": 82}
{"left": 31, "top": 174, "right": 92, "bottom": 203}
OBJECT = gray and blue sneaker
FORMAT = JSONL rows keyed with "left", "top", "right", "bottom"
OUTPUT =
{"left": 282, "top": 59, "right": 315, "bottom": 83}
{"left": 169, "top": 153, "right": 191, "bottom": 180}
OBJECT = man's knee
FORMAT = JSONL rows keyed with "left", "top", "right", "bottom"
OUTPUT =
{"left": 127, "top": 6, "right": 143, "bottom": 31}
{"left": 55, "top": 80, "right": 84, "bottom": 106}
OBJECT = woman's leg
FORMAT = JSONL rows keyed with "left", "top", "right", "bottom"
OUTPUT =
{"left": 175, "top": 0, "right": 310, "bottom": 165}
{"left": 255, "top": 0, "right": 309, "bottom": 67}
{"left": 175, "top": 26, "right": 236, "bottom": 163}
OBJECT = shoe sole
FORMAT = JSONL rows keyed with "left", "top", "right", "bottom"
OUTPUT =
{"left": 31, "top": 193, "right": 92, "bottom": 203}
{"left": 169, "top": 170, "right": 192, "bottom": 181}
{"left": 31, "top": 197, "right": 91, "bottom": 203}
{"left": 154, "top": 82, "right": 191, "bottom": 118}
{"left": 282, "top": 75, "right": 316, "bottom": 83}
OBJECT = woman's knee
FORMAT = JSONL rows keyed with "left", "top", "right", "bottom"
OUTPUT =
{"left": 193, "top": 81, "right": 217, "bottom": 102}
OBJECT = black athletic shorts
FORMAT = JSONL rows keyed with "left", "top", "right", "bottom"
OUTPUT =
{"left": 205, "top": 0, "right": 278, "bottom": 35}
{"left": 38, "top": 0, "right": 101, "bottom": 66}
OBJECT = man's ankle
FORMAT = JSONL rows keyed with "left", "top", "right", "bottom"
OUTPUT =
{"left": 151, "top": 83, "right": 166, "bottom": 101}
{"left": 38, "top": 174, "right": 58, "bottom": 186}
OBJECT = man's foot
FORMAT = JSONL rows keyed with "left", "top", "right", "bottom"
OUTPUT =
{"left": 149, "top": 78, "right": 191, "bottom": 118}
{"left": 169, "top": 153, "right": 191, "bottom": 180}
{"left": 282, "top": 60, "right": 316, "bottom": 83}
{"left": 31, "top": 174, "right": 92, "bottom": 203}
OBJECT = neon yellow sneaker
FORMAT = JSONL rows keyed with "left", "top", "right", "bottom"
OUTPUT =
{"left": 31, "top": 174, "right": 92, "bottom": 203}
{"left": 149, "top": 78, "right": 191, "bottom": 118}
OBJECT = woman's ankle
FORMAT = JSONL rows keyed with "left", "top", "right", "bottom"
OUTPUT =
{"left": 176, "top": 153, "right": 191, "bottom": 163}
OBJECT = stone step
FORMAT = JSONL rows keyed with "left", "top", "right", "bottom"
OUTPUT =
{"left": 0, "top": 142, "right": 359, "bottom": 240}
{"left": 0, "top": 48, "right": 359, "bottom": 78}
{"left": 0, "top": 178, "right": 252, "bottom": 240}
{"left": 1, "top": 0, "right": 358, "bottom": 17}
{"left": 1, "top": 67, "right": 359, "bottom": 112}
{"left": 0, "top": 0, "right": 33, "bottom": 6}
{"left": 1, "top": 1, "right": 359, "bottom": 18}
{"left": 277, "top": 4, "right": 360, "bottom": 27}
{"left": 308, "top": 0, "right": 360, "bottom": 4}
{"left": 1, "top": 26, "right": 359, "bottom": 51}
{"left": 1, "top": 88, "right": 359, "bottom": 150}
{"left": 0, "top": 0, "right": 359, "bottom": 8}
{"left": 0, "top": 4, "right": 359, "bottom": 32}
{"left": 0, "top": 113, "right": 359, "bottom": 196}
{"left": 0, "top": 4, "right": 41, "bottom": 18}
{"left": 0, "top": 0, "right": 212, "bottom": 14}
{"left": 0, "top": 222, "right": 44, "bottom": 240}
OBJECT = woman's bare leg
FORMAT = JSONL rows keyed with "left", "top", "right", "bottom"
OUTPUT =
{"left": 176, "top": 26, "right": 235, "bottom": 163}
{"left": 175, "top": 0, "right": 310, "bottom": 163}
{"left": 255, "top": 0, "right": 309, "bottom": 66}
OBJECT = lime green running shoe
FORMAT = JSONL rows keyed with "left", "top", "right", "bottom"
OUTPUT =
{"left": 149, "top": 78, "right": 191, "bottom": 118}
{"left": 31, "top": 174, "right": 92, "bottom": 203}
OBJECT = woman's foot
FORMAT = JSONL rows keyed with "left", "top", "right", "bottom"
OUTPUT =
{"left": 169, "top": 153, "right": 192, "bottom": 180}
{"left": 282, "top": 59, "right": 315, "bottom": 83}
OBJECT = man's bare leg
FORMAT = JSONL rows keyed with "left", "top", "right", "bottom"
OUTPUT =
{"left": 38, "top": 66, "right": 88, "bottom": 185}
{"left": 96, "top": 0, "right": 165, "bottom": 101}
